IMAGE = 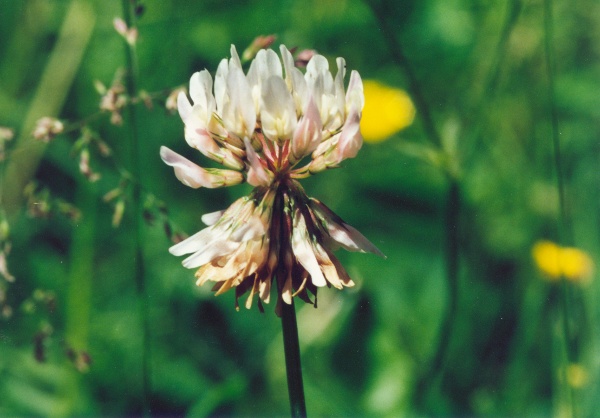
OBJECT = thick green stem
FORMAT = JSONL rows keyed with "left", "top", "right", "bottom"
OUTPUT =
{"left": 121, "top": 0, "right": 150, "bottom": 414}
{"left": 273, "top": 186, "right": 307, "bottom": 417}
{"left": 281, "top": 300, "right": 307, "bottom": 418}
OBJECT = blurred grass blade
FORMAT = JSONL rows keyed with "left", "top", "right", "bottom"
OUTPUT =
{"left": 0, "top": 0, "right": 95, "bottom": 215}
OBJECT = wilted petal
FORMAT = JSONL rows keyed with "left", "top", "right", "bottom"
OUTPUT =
{"left": 291, "top": 209, "right": 327, "bottom": 287}
{"left": 169, "top": 226, "right": 214, "bottom": 256}
{"left": 182, "top": 239, "right": 240, "bottom": 268}
{"left": 310, "top": 198, "right": 385, "bottom": 257}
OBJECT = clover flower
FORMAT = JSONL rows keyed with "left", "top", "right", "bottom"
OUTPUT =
{"left": 162, "top": 45, "right": 384, "bottom": 312}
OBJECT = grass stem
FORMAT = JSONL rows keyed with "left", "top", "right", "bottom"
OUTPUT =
{"left": 121, "top": 0, "right": 151, "bottom": 415}
{"left": 543, "top": 0, "right": 577, "bottom": 416}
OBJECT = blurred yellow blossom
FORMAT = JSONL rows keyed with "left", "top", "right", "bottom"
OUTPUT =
{"left": 566, "top": 363, "right": 589, "bottom": 389}
{"left": 360, "top": 80, "right": 415, "bottom": 143}
{"left": 532, "top": 240, "right": 594, "bottom": 283}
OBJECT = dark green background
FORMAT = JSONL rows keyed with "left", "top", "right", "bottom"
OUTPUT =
{"left": 1, "top": 0, "right": 599, "bottom": 416}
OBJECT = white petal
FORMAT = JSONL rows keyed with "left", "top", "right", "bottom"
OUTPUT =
{"left": 169, "top": 226, "right": 213, "bottom": 256}
{"left": 189, "top": 70, "right": 215, "bottom": 113}
{"left": 261, "top": 76, "right": 297, "bottom": 141}
{"left": 345, "top": 70, "right": 364, "bottom": 113}
{"left": 280, "top": 45, "right": 295, "bottom": 90}
{"left": 177, "top": 91, "right": 192, "bottom": 122}
{"left": 230, "top": 215, "right": 266, "bottom": 242}
{"left": 201, "top": 210, "right": 225, "bottom": 226}
{"left": 229, "top": 44, "right": 242, "bottom": 70}
{"left": 306, "top": 54, "right": 329, "bottom": 77}
{"left": 214, "top": 58, "right": 229, "bottom": 112}
{"left": 291, "top": 210, "right": 327, "bottom": 287}
{"left": 334, "top": 57, "right": 346, "bottom": 121}
{"left": 182, "top": 239, "right": 239, "bottom": 268}
{"left": 224, "top": 67, "right": 256, "bottom": 139}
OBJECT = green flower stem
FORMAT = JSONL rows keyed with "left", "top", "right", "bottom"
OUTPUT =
{"left": 273, "top": 186, "right": 307, "bottom": 418}
{"left": 121, "top": 0, "right": 151, "bottom": 415}
{"left": 281, "top": 300, "right": 307, "bottom": 418}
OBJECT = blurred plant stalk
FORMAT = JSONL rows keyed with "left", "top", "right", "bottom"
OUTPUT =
{"left": 0, "top": 0, "right": 95, "bottom": 216}
{"left": 119, "top": 0, "right": 152, "bottom": 415}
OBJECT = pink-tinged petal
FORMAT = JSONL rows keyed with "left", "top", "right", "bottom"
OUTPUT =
{"left": 345, "top": 70, "right": 364, "bottom": 113}
{"left": 177, "top": 91, "right": 192, "bottom": 122}
{"left": 291, "top": 96, "right": 322, "bottom": 162}
{"left": 184, "top": 126, "right": 221, "bottom": 155}
{"left": 201, "top": 210, "right": 225, "bottom": 226}
{"left": 291, "top": 209, "right": 327, "bottom": 287}
{"left": 160, "top": 146, "right": 214, "bottom": 189}
{"left": 335, "top": 109, "right": 363, "bottom": 162}
{"left": 182, "top": 239, "right": 240, "bottom": 268}
{"left": 160, "top": 146, "right": 243, "bottom": 189}
{"left": 244, "top": 138, "right": 272, "bottom": 187}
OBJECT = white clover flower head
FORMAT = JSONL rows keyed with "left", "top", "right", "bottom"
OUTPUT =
{"left": 162, "top": 45, "right": 382, "bottom": 314}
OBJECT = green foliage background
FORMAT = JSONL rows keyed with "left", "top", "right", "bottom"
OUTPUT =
{"left": 1, "top": 0, "right": 599, "bottom": 416}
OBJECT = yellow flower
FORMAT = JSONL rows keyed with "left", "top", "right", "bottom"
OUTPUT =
{"left": 566, "top": 363, "right": 588, "bottom": 389}
{"left": 360, "top": 80, "right": 415, "bottom": 143}
{"left": 532, "top": 240, "right": 594, "bottom": 282}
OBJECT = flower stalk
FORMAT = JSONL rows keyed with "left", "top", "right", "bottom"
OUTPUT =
{"left": 281, "top": 302, "right": 307, "bottom": 417}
